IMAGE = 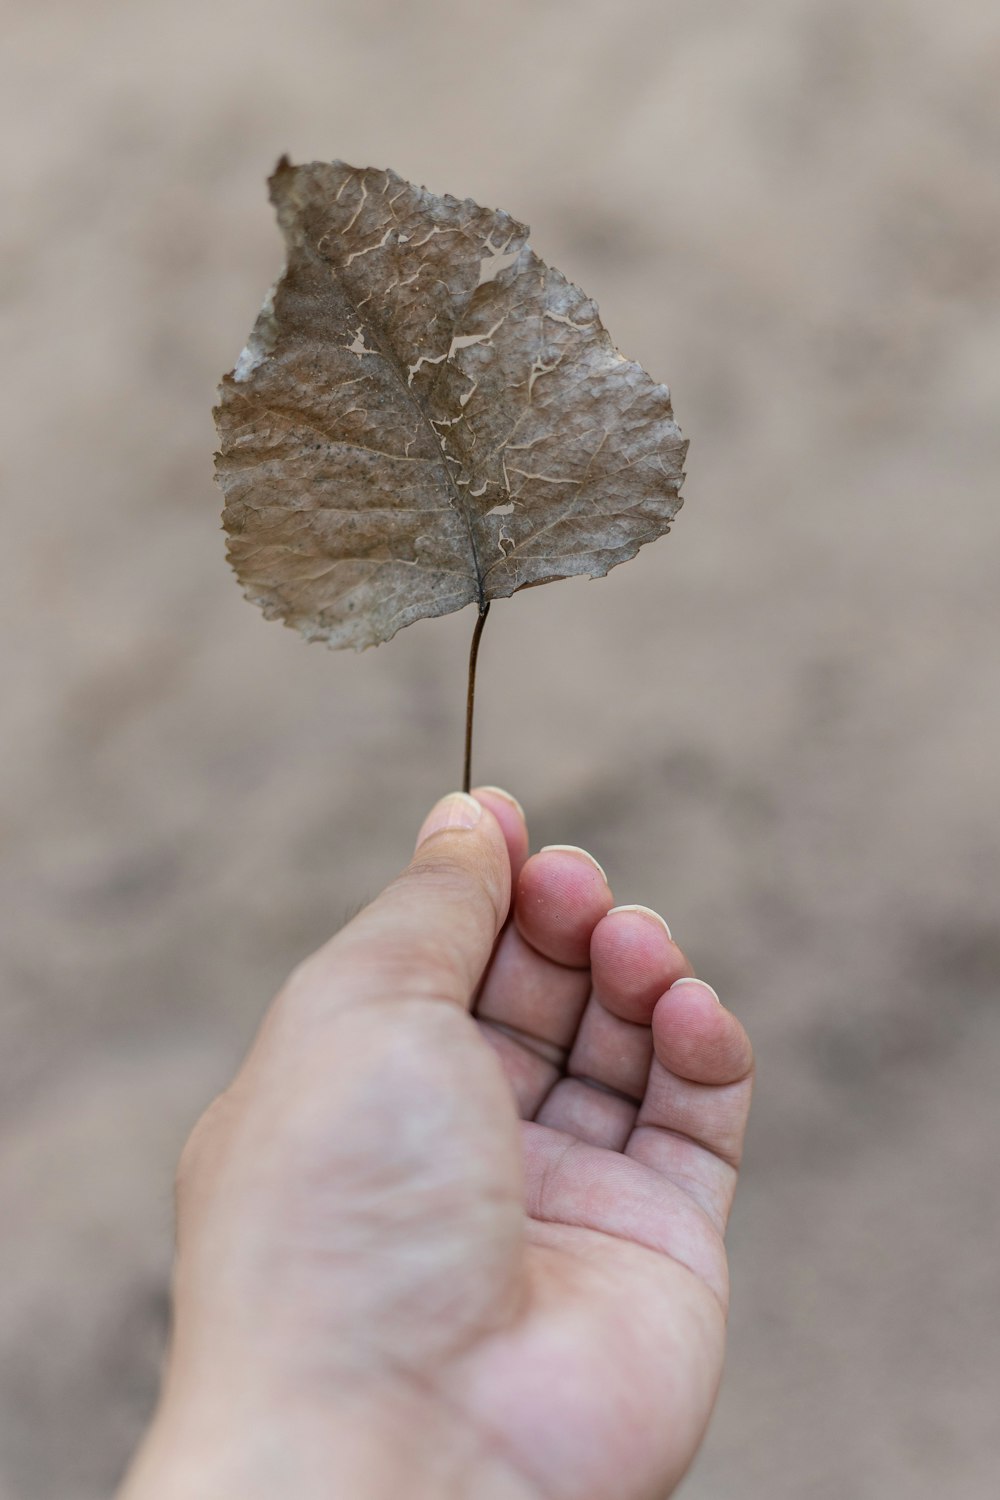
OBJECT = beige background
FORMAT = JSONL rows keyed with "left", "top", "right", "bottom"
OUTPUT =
{"left": 2, "top": 1, "right": 999, "bottom": 1495}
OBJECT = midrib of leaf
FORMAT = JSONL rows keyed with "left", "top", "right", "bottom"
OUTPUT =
{"left": 327, "top": 252, "right": 489, "bottom": 611}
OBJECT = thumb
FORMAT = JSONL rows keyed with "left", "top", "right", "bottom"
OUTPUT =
{"left": 290, "top": 792, "right": 512, "bottom": 1016}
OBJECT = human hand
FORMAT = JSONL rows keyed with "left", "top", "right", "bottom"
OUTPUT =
{"left": 121, "top": 788, "right": 753, "bottom": 1500}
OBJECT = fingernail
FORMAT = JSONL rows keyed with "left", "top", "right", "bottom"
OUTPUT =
{"left": 540, "top": 845, "right": 607, "bottom": 882}
{"left": 607, "top": 904, "right": 672, "bottom": 940}
{"left": 416, "top": 792, "right": 483, "bottom": 846}
{"left": 670, "top": 977, "right": 722, "bottom": 1005}
{"left": 476, "top": 786, "right": 525, "bottom": 820}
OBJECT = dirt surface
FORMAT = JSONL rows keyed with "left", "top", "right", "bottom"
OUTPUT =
{"left": 2, "top": 2, "right": 999, "bottom": 1496}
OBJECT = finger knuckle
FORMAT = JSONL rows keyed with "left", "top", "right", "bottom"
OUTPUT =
{"left": 403, "top": 853, "right": 504, "bottom": 931}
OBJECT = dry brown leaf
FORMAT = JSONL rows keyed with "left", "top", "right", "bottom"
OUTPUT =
{"left": 214, "top": 158, "right": 687, "bottom": 651}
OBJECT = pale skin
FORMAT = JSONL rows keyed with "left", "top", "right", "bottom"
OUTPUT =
{"left": 121, "top": 788, "right": 754, "bottom": 1500}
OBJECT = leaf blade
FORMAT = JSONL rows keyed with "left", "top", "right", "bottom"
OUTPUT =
{"left": 215, "top": 158, "right": 687, "bottom": 649}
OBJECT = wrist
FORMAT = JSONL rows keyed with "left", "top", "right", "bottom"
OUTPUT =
{"left": 119, "top": 1364, "right": 537, "bottom": 1500}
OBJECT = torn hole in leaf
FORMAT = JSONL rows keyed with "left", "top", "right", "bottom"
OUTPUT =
{"left": 348, "top": 326, "right": 374, "bottom": 355}
{"left": 449, "top": 318, "right": 506, "bottom": 356}
{"left": 477, "top": 243, "right": 521, "bottom": 286}
{"left": 406, "top": 351, "right": 448, "bottom": 383}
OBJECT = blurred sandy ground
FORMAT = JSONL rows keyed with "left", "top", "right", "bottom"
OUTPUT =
{"left": 1, "top": 0, "right": 998, "bottom": 1494}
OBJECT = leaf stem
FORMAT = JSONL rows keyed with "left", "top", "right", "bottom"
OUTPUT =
{"left": 463, "top": 602, "right": 491, "bottom": 794}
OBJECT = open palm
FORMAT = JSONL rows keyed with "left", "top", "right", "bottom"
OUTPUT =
{"left": 124, "top": 790, "right": 752, "bottom": 1500}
